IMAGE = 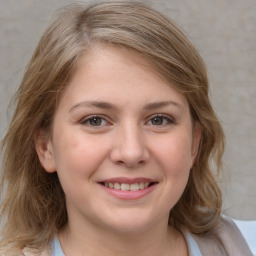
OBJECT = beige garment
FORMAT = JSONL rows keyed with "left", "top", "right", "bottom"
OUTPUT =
{"left": 192, "top": 216, "right": 253, "bottom": 256}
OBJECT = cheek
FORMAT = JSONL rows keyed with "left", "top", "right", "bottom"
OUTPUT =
{"left": 149, "top": 132, "right": 193, "bottom": 211}
{"left": 151, "top": 132, "right": 193, "bottom": 199}
{"left": 154, "top": 132, "right": 193, "bottom": 172}
{"left": 52, "top": 131, "right": 109, "bottom": 180}
{"left": 51, "top": 133, "right": 111, "bottom": 204}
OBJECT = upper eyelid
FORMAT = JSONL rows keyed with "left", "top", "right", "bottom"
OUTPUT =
{"left": 80, "top": 114, "right": 110, "bottom": 125}
{"left": 146, "top": 114, "right": 175, "bottom": 122}
{"left": 78, "top": 113, "right": 175, "bottom": 124}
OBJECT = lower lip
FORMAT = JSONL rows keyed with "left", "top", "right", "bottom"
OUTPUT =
{"left": 99, "top": 183, "right": 157, "bottom": 200}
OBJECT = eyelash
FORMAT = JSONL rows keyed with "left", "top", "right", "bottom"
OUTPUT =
{"left": 80, "top": 115, "right": 110, "bottom": 127}
{"left": 146, "top": 114, "right": 175, "bottom": 126}
{"left": 80, "top": 114, "right": 175, "bottom": 128}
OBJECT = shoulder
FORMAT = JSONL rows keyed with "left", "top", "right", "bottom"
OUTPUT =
{"left": 192, "top": 215, "right": 254, "bottom": 256}
{"left": 218, "top": 216, "right": 255, "bottom": 255}
{"left": 233, "top": 218, "right": 256, "bottom": 255}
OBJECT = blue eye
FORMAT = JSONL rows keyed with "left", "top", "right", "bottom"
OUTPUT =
{"left": 148, "top": 115, "right": 173, "bottom": 126}
{"left": 81, "top": 116, "right": 108, "bottom": 127}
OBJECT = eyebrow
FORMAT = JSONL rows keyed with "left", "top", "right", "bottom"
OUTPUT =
{"left": 69, "top": 100, "right": 183, "bottom": 112}
{"left": 69, "top": 101, "right": 117, "bottom": 112}
{"left": 143, "top": 101, "right": 183, "bottom": 111}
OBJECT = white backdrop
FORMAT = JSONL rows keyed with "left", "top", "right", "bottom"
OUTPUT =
{"left": 0, "top": 0, "right": 255, "bottom": 219}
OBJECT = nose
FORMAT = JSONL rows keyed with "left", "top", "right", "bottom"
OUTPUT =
{"left": 109, "top": 123, "right": 150, "bottom": 168}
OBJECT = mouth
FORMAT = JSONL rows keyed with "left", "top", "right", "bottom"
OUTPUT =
{"left": 99, "top": 181, "right": 156, "bottom": 191}
{"left": 97, "top": 178, "right": 158, "bottom": 200}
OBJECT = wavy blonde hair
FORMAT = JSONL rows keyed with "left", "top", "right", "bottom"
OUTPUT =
{"left": 0, "top": 0, "right": 225, "bottom": 253}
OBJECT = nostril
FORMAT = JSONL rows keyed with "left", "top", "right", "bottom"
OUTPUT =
{"left": 115, "top": 160, "right": 127, "bottom": 166}
{"left": 114, "top": 159, "right": 145, "bottom": 168}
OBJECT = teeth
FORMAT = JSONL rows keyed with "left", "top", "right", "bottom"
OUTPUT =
{"left": 121, "top": 183, "right": 129, "bottom": 191}
{"left": 130, "top": 183, "right": 139, "bottom": 191}
{"left": 104, "top": 182, "right": 151, "bottom": 191}
{"left": 139, "top": 182, "right": 145, "bottom": 189}
{"left": 114, "top": 183, "right": 121, "bottom": 190}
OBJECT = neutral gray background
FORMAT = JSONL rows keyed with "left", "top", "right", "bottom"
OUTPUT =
{"left": 0, "top": 0, "right": 255, "bottom": 219}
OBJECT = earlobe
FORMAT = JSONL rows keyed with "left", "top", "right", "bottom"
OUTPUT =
{"left": 34, "top": 130, "right": 56, "bottom": 173}
{"left": 191, "top": 122, "right": 201, "bottom": 167}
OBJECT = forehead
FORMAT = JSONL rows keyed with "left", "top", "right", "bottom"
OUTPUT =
{"left": 77, "top": 44, "right": 158, "bottom": 78}
{"left": 58, "top": 45, "right": 189, "bottom": 111}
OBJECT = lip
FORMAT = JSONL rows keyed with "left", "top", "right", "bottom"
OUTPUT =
{"left": 98, "top": 177, "right": 156, "bottom": 184}
{"left": 98, "top": 177, "right": 158, "bottom": 200}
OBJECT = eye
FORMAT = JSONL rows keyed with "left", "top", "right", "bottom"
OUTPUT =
{"left": 80, "top": 115, "right": 108, "bottom": 127}
{"left": 147, "top": 115, "right": 174, "bottom": 126}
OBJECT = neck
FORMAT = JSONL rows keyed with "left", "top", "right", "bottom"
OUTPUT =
{"left": 58, "top": 219, "right": 187, "bottom": 256}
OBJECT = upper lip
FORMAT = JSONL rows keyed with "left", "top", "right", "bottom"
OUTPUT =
{"left": 98, "top": 177, "right": 157, "bottom": 184}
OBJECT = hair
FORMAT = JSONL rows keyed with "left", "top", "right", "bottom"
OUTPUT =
{"left": 0, "top": 0, "right": 225, "bottom": 253}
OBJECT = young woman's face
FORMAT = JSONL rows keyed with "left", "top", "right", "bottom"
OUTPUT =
{"left": 38, "top": 45, "right": 200, "bottom": 234}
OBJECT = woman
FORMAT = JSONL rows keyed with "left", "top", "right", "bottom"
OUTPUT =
{"left": 0, "top": 1, "right": 253, "bottom": 255}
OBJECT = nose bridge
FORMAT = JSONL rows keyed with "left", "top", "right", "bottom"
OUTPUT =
{"left": 110, "top": 121, "right": 149, "bottom": 167}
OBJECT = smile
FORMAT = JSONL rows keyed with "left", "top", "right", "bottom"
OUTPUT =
{"left": 98, "top": 178, "right": 158, "bottom": 200}
{"left": 103, "top": 182, "right": 151, "bottom": 191}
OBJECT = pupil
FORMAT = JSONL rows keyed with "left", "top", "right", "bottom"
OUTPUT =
{"left": 90, "top": 117, "right": 102, "bottom": 126}
{"left": 152, "top": 117, "right": 163, "bottom": 125}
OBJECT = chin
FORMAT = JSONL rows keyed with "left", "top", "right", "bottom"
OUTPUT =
{"left": 100, "top": 211, "right": 165, "bottom": 235}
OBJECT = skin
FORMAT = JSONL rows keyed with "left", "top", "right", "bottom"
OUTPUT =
{"left": 36, "top": 45, "right": 201, "bottom": 256}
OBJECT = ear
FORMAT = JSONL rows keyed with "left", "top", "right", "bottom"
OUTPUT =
{"left": 191, "top": 122, "right": 201, "bottom": 167}
{"left": 34, "top": 130, "right": 56, "bottom": 173}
